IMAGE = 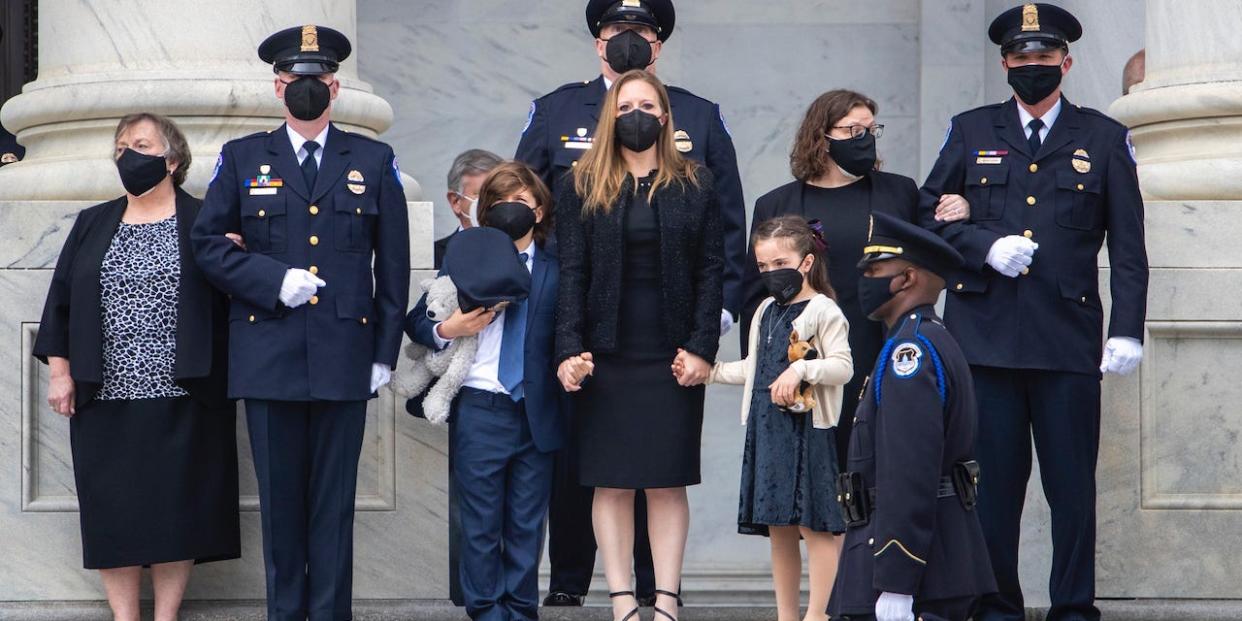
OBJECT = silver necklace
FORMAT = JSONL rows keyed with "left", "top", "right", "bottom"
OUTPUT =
{"left": 765, "top": 302, "right": 798, "bottom": 346}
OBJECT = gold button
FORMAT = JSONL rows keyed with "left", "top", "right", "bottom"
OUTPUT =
{"left": 309, "top": 205, "right": 320, "bottom": 215}
{"left": 868, "top": 538, "right": 875, "bottom": 545}
{"left": 1023, "top": 229, "right": 1033, "bottom": 238}
{"left": 310, "top": 295, "right": 319, "bottom": 305}
{"left": 980, "top": 177, "right": 988, "bottom": 185}
{"left": 309, "top": 235, "right": 319, "bottom": 246}
{"left": 955, "top": 283, "right": 964, "bottom": 291}
{"left": 355, "top": 207, "right": 362, "bottom": 215}
{"left": 360, "top": 317, "right": 368, "bottom": 325}
{"left": 309, "top": 265, "right": 319, "bottom": 275}
{"left": 1029, "top": 163, "right": 1038, "bottom": 173}
{"left": 1026, "top": 195, "right": 1036, "bottom": 206}
{"left": 258, "top": 209, "right": 266, "bottom": 217}
{"left": 1077, "top": 183, "right": 1085, "bottom": 191}
{"left": 1081, "top": 296, "right": 1087, "bottom": 303}
{"left": 248, "top": 314, "right": 256, "bottom": 323}
{"left": 1021, "top": 267, "right": 1030, "bottom": 275}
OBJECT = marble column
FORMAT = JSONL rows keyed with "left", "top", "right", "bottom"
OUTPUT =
{"left": 0, "top": 0, "right": 442, "bottom": 605}
{"left": 1096, "top": 0, "right": 1242, "bottom": 600}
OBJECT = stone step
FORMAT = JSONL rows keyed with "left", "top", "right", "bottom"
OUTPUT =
{"left": 3, "top": 600, "right": 1241, "bottom": 620}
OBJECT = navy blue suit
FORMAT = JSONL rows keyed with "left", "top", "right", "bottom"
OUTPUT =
{"left": 828, "top": 307, "right": 995, "bottom": 621}
{"left": 408, "top": 241, "right": 564, "bottom": 620}
{"left": 920, "top": 97, "right": 1148, "bottom": 621}
{"left": 192, "top": 123, "right": 410, "bottom": 621}
{"left": 514, "top": 75, "right": 740, "bottom": 598}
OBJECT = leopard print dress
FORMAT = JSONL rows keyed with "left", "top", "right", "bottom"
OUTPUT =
{"left": 95, "top": 215, "right": 188, "bottom": 401}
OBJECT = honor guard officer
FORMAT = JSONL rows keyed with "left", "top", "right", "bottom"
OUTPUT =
{"left": 514, "top": 0, "right": 745, "bottom": 608}
{"left": 191, "top": 25, "right": 410, "bottom": 621}
{"left": 828, "top": 213, "right": 995, "bottom": 621}
{"left": 919, "top": 4, "right": 1148, "bottom": 621}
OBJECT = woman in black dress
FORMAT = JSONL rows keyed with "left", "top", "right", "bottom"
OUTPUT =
{"left": 741, "top": 90, "right": 972, "bottom": 470}
{"left": 555, "top": 70, "right": 723, "bottom": 621}
{"left": 33, "top": 113, "right": 238, "bottom": 621}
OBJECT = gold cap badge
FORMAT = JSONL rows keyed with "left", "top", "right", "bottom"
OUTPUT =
{"left": 1021, "top": 4, "right": 1040, "bottom": 32}
{"left": 301, "top": 25, "right": 320, "bottom": 53}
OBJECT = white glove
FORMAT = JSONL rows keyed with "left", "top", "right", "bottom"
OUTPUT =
{"left": 720, "top": 309, "right": 735, "bottom": 337}
{"left": 279, "top": 269, "right": 326, "bottom": 308}
{"left": 1100, "top": 336, "right": 1143, "bottom": 376}
{"left": 875, "top": 592, "right": 915, "bottom": 621}
{"left": 370, "top": 363, "right": 392, "bottom": 393}
{"left": 985, "top": 236, "right": 1038, "bottom": 278}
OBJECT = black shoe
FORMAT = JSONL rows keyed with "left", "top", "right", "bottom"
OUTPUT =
{"left": 542, "top": 591, "right": 585, "bottom": 607}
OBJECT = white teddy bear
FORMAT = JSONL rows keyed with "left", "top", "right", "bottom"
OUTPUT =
{"left": 392, "top": 275, "right": 480, "bottom": 424}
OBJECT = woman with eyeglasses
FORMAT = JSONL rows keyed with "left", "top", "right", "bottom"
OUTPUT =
{"left": 738, "top": 90, "right": 972, "bottom": 563}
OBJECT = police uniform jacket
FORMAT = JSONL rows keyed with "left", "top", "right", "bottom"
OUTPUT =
{"left": 515, "top": 76, "right": 746, "bottom": 315}
{"left": 920, "top": 97, "right": 1148, "bottom": 375}
{"left": 192, "top": 123, "right": 410, "bottom": 401}
{"left": 828, "top": 306, "right": 995, "bottom": 615}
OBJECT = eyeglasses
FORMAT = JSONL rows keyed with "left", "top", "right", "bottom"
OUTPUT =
{"left": 828, "top": 124, "right": 885, "bottom": 140}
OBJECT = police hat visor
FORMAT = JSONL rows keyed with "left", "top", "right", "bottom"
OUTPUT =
{"left": 277, "top": 60, "right": 340, "bottom": 76}
{"left": 1002, "top": 34, "right": 1068, "bottom": 55}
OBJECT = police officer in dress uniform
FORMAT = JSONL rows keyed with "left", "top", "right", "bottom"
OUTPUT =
{"left": 514, "top": 0, "right": 746, "bottom": 608}
{"left": 828, "top": 213, "right": 995, "bottom": 621}
{"left": 919, "top": 5, "right": 1148, "bottom": 621}
{"left": 191, "top": 25, "right": 409, "bottom": 621}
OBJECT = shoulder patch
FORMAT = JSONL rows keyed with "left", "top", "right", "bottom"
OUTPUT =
{"left": 891, "top": 341, "right": 923, "bottom": 378}
{"left": 391, "top": 156, "right": 404, "bottom": 190}
{"left": 208, "top": 153, "right": 223, "bottom": 185}
{"left": 522, "top": 101, "right": 536, "bottom": 134}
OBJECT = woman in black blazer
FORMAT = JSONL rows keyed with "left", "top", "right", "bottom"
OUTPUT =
{"left": 741, "top": 90, "right": 971, "bottom": 473}
{"left": 33, "top": 113, "right": 238, "bottom": 621}
{"left": 555, "top": 70, "right": 722, "bottom": 621}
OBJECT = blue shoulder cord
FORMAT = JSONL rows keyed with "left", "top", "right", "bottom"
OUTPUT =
{"left": 873, "top": 314, "right": 948, "bottom": 408}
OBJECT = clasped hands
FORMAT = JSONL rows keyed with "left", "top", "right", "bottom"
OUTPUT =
{"left": 556, "top": 348, "right": 713, "bottom": 392}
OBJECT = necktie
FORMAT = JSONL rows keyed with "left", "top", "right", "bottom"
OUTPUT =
{"left": 1027, "top": 118, "right": 1044, "bottom": 156}
{"left": 498, "top": 252, "right": 529, "bottom": 402}
{"left": 301, "top": 140, "right": 320, "bottom": 190}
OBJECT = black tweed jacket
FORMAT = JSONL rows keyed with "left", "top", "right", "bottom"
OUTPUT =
{"left": 554, "top": 168, "right": 724, "bottom": 363}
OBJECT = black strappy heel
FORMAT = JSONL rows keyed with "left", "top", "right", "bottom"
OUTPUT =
{"left": 609, "top": 590, "right": 640, "bottom": 621}
{"left": 653, "top": 588, "right": 680, "bottom": 620}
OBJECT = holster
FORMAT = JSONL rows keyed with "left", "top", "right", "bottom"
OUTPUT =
{"left": 836, "top": 471, "right": 871, "bottom": 528}
{"left": 953, "top": 460, "right": 980, "bottom": 511}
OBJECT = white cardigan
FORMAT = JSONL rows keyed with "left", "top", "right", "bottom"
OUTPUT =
{"left": 709, "top": 293, "right": 854, "bottom": 429}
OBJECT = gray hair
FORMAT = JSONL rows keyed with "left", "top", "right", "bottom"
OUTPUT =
{"left": 446, "top": 149, "right": 504, "bottom": 194}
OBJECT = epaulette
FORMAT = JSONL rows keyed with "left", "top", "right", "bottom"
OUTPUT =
{"left": 538, "top": 80, "right": 594, "bottom": 101}
{"left": 1073, "top": 104, "right": 1129, "bottom": 131}
{"left": 666, "top": 84, "right": 715, "bottom": 106}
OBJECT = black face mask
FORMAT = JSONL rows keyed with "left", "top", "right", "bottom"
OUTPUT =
{"left": 761, "top": 268, "right": 805, "bottom": 306}
{"left": 615, "top": 110, "right": 663, "bottom": 152}
{"left": 1007, "top": 62, "right": 1063, "bottom": 105}
{"left": 604, "top": 30, "right": 653, "bottom": 74}
{"left": 283, "top": 76, "right": 332, "bottom": 121}
{"left": 827, "top": 132, "right": 877, "bottom": 178}
{"left": 484, "top": 202, "right": 537, "bottom": 241}
{"left": 857, "top": 274, "right": 898, "bottom": 320}
{"left": 116, "top": 148, "right": 169, "bottom": 197}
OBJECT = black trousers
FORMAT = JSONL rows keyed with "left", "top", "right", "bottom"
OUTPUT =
{"left": 246, "top": 399, "right": 367, "bottom": 621}
{"left": 546, "top": 441, "right": 656, "bottom": 597}
{"left": 971, "top": 367, "right": 1101, "bottom": 621}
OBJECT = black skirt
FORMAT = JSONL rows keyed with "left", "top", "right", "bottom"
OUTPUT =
{"left": 70, "top": 396, "right": 240, "bottom": 569}
{"left": 574, "top": 176, "right": 704, "bottom": 489}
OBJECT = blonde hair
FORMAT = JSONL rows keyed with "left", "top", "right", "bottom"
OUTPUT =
{"left": 572, "top": 70, "right": 700, "bottom": 214}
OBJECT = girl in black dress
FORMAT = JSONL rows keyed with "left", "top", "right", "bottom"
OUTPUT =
{"left": 555, "top": 70, "right": 723, "bottom": 621}
{"left": 707, "top": 216, "right": 853, "bottom": 621}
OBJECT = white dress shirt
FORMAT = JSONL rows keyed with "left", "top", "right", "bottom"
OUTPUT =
{"left": 286, "top": 124, "right": 329, "bottom": 167}
{"left": 434, "top": 241, "right": 536, "bottom": 395}
{"left": 1016, "top": 97, "right": 1062, "bottom": 143}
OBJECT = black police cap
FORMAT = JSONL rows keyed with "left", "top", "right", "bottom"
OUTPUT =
{"left": 586, "top": 0, "right": 676, "bottom": 42}
{"left": 258, "top": 25, "right": 352, "bottom": 75}
{"left": 989, "top": 3, "right": 1082, "bottom": 54}
{"left": 858, "top": 212, "right": 964, "bottom": 279}
{"left": 442, "top": 227, "right": 531, "bottom": 313}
